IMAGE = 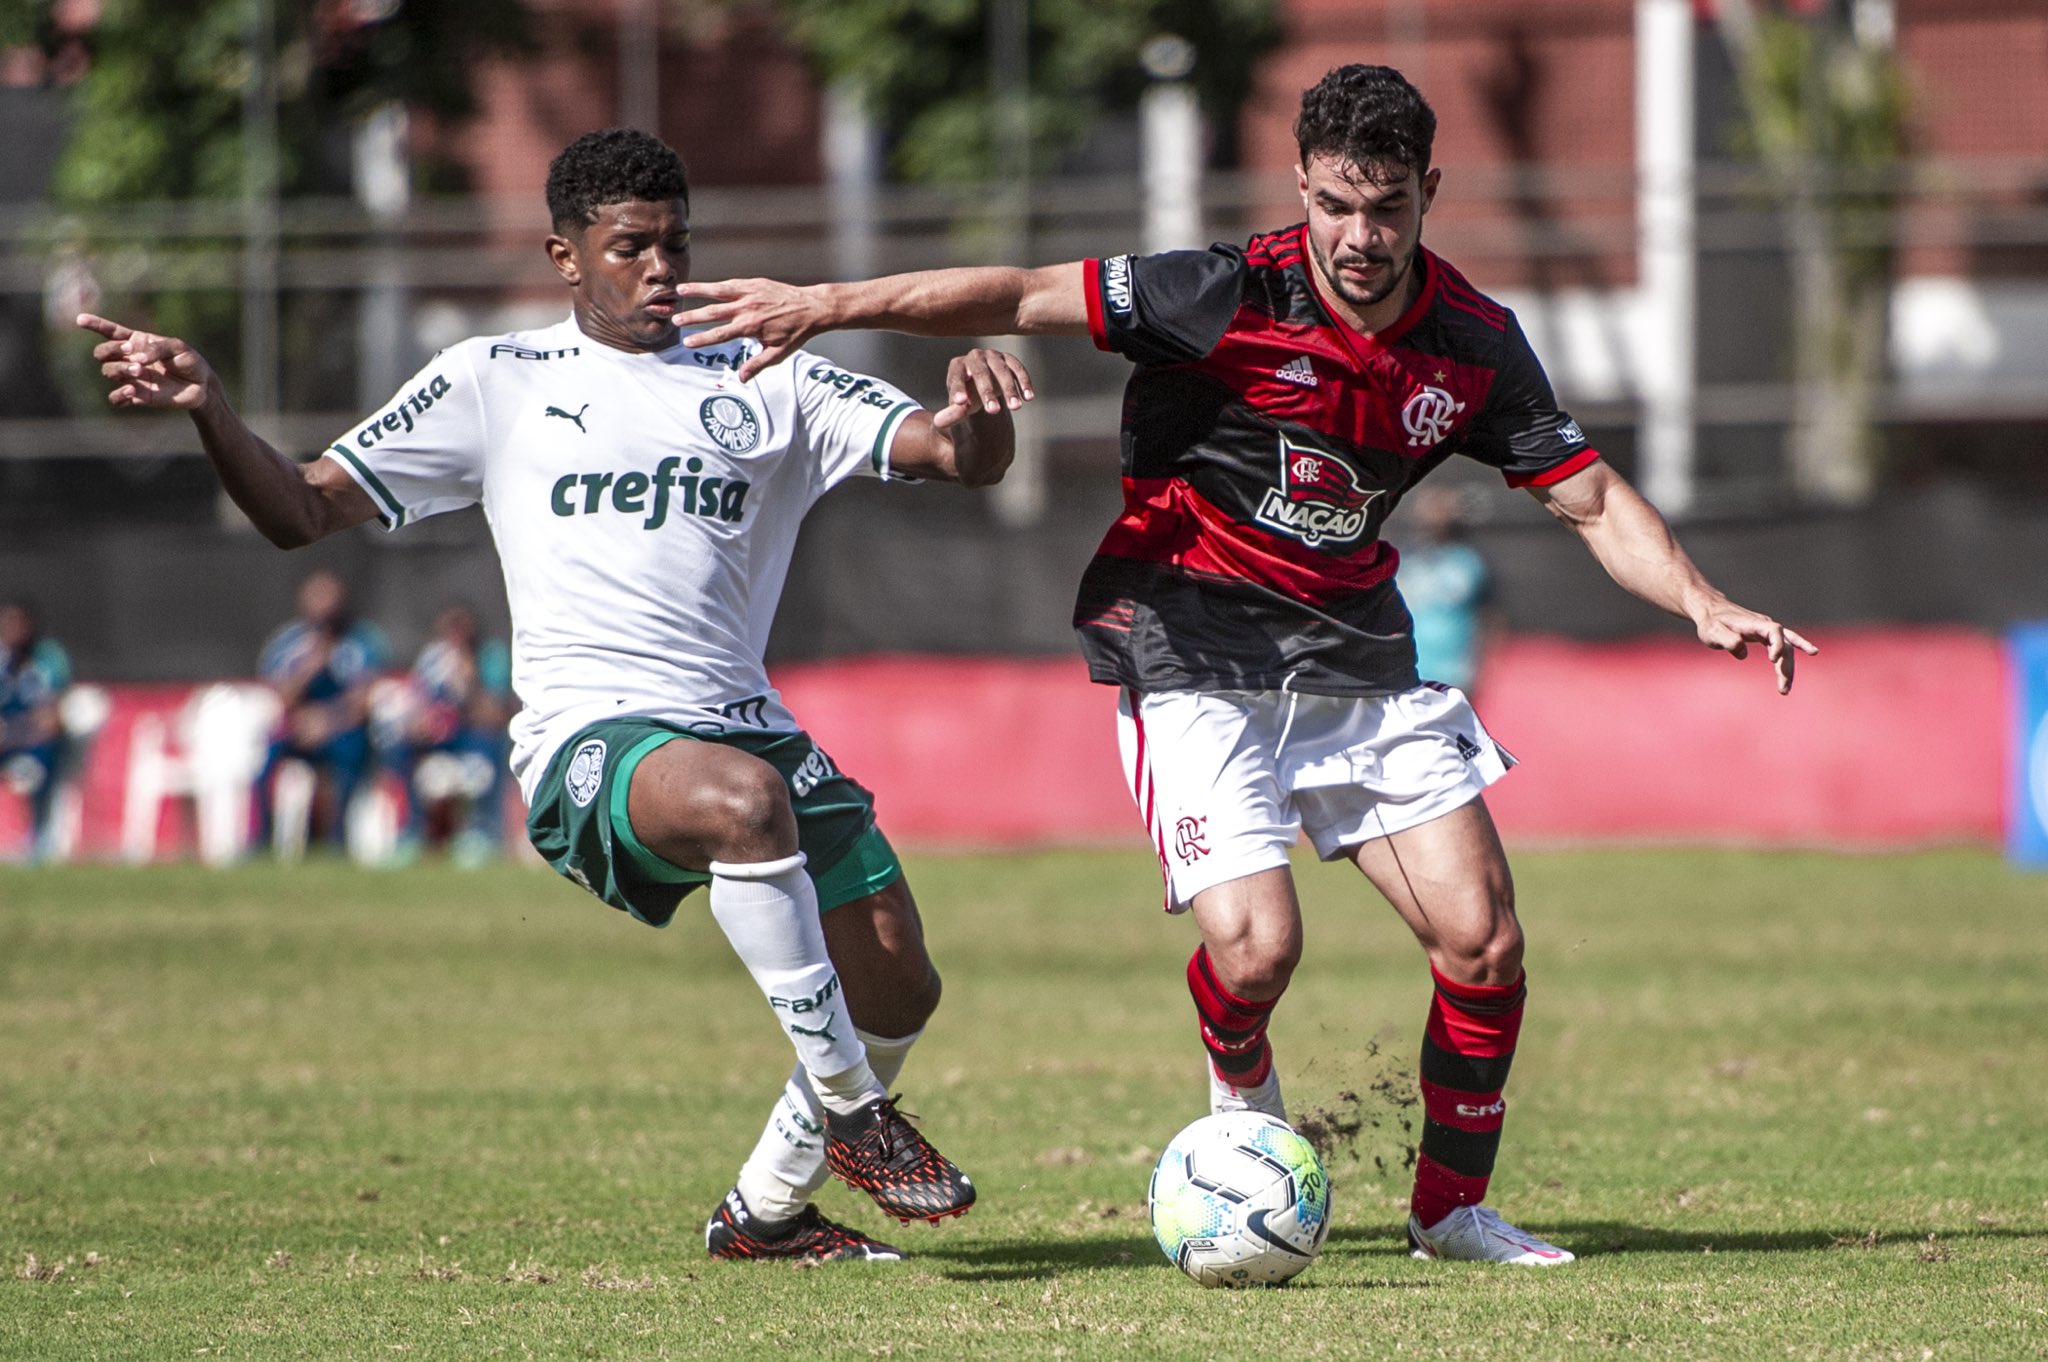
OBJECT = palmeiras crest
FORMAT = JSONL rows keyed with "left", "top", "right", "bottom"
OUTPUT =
{"left": 566, "top": 738, "right": 607, "bottom": 807}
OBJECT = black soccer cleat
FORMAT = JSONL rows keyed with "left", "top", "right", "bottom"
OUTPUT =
{"left": 823, "top": 1095, "right": 977, "bottom": 1225}
{"left": 704, "top": 1187, "right": 904, "bottom": 1263}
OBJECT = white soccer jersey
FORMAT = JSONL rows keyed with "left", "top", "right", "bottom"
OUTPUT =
{"left": 322, "top": 316, "right": 921, "bottom": 802}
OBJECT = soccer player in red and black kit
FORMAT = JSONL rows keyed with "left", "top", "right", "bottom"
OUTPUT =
{"left": 681, "top": 65, "right": 1816, "bottom": 1265}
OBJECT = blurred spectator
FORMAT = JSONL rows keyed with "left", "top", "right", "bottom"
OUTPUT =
{"left": 0, "top": 600, "right": 73, "bottom": 862}
{"left": 254, "top": 570, "right": 388, "bottom": 853}
{"left": 1399, "top": 486, "right": 1499, "bottom": 703}
{"left": 382, "top": 604, "right": 513, "bottom": 865}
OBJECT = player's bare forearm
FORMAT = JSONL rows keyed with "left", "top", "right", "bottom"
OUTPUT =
{"left": 80, "top": 311, "right": 375, "bottom": 548}
{"left": 820, "top": 265, "right": 1089, "bottom": 339}
{"left": 188, "top": 381, "right": 340, "bottom": 548}
{"left": 1534, "top": 461, "right": 1816, "bottom": 692}
{"left": 1536, "top": 463, "right": 1715, "bottom": 620}
{"left": 680, "top": 265, "right": 1087, "bottom": 381}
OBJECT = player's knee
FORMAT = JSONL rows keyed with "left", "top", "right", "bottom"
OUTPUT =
{"left": 1478, "top": 923, "right": 1525, "bottom": 982}
{"left": 685, "top": 756, "right": 796, "bottom": 857}
{"left": 1215, "top": 937, "right": 1299, "bottom": 1001}
{"left": 1436, "top": 917, "right": 1523, "bottom": 986}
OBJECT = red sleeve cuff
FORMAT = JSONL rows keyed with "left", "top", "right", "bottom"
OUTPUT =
{"left": 1082, "top": 257, "right": 1110, "bottom": 351}
{"left": 1504, "top": 447, "right": 1600, "bottom": 489}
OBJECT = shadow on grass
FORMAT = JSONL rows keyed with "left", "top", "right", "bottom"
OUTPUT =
{"left": 1324, "top": 1222, "right": 2048, "bottom": 1259}
{"left": 935, "top": 1235, "right": 1446, "bottom": 1290}
{"left": 932, "top": 1234, "right": 1163, "bottom": 1281}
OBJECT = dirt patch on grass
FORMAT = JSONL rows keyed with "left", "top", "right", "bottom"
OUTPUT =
{"left": 581, "top": 1264, "right": 657, "bottom": 1291}
{"left": 17, "top": 1254, "right": 64, "bottom": 1283}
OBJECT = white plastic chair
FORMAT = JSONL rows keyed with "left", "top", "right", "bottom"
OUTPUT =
{"left": 121, "top": 683, "right": 281, "bottom": 866}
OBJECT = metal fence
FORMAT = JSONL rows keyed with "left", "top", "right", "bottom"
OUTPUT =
{"left": 4, "top": 157, "right": 2047, "bottom": 509}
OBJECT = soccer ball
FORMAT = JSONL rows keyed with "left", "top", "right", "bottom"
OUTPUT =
{"left": 1147, "top": 1111, "right": 1332, "bottom": 1288}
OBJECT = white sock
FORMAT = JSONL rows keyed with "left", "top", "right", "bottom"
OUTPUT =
{"left": 736, "top": 1026, "right": 923, "bottom": 1222}
{"left": 707, "top": 854, "right": 880, "bottom": 1113}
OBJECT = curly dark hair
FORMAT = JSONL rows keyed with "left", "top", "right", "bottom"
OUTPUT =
{"left": 1294, "top": 65, "right": 1436, "bottom": 181}
{"left": 545, "top": 129, "right": 690, "bottom": 233}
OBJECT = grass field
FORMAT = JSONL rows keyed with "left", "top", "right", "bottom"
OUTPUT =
{"left": 2, "top": 848, "right": 2044, "bottom": 1360}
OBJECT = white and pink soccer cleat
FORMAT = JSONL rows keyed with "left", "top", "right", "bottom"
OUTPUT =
{"left": 1408, "top": 1205, "right": 1575, "bottom": 1266}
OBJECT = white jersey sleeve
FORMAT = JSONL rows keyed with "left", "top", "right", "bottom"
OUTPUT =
{"left": 321, "top": 346, "right": 486, "bottom": 529}
{"left": 788, "top": 349, "right": 922, "bottom": 494}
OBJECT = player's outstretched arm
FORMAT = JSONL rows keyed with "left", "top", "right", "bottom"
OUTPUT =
{"left": 78, "top": 313, "right": 379, "bottom": 549}
{"left": 1532, "top": 460, "right": 1817, "bottom": 694}
{"left": 889, "top": 347, "right": 1034, "bottom": 488}
{"left": 678, "top": 264, "right": 1090, "bottom": 382}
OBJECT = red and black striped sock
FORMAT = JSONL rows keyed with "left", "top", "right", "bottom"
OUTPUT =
{"left": 1185, "top": 945, "right": 1278, "bottom": 1087}
{"left": 1411, "top": 965, "right": 1527, "bottom": 1229}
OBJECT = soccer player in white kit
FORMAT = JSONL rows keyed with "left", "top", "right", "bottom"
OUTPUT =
{"left": 79, "top": 129, "right": 1037, "bottom": 1264}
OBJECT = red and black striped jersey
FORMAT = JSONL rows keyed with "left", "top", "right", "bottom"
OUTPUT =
{"left": 1076, "top": 226, "right": 1600, "bottom": 697}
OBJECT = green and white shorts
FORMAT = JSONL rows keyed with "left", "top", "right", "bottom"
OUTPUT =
{"left": 525, "top": 717, "right": 903, "bottom": 927}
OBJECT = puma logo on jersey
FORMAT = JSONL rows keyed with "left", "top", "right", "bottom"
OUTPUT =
{"left": 549, "top": 455, "right": 751, "bottom": 529}
{"left": 545, "top": 403, "right": 589, "bottom": 432}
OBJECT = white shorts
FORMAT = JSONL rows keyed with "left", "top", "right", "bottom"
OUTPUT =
{"left": 1117, "top": 684, "right": 1516, "bottom": 912}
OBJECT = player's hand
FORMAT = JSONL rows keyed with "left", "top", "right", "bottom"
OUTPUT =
{"left": 934, "top": 347, "right": 1035, "bottom": 431}
{"left": 78, "top": 313, "right": 219, "bottom": 411}
{"left": 675, "top": 278, "right": 824, "bottom": 382}
{"left": 1692, "top": 601, "right": 1818, "bottom": 695}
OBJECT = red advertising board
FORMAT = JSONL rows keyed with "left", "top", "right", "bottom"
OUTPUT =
{"left": 0, "top": 629, "right": 2004, "bottom": 862}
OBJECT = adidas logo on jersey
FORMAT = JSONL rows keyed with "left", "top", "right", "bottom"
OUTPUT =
{"left": 1274, "top": 356, "right": 1318, "bottom": 388}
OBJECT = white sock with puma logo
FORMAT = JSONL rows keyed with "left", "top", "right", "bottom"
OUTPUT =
{"left": 708, "top": 854, "right": 880, "bottom": 1117}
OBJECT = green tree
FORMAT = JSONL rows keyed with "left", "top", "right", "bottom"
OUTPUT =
{"left": 1720, "top": 1, "right": 1909, "bottom": 505}
{"left": 25, "top": 0, "right": 534, "bottom": 407}
{"left": 41, "top": 0, "right": 534, "bottom": 204}
{"left": 770, "top": 0, "right": 1281, "bottom": 183}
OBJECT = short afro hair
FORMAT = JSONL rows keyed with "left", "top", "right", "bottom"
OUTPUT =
{"left": 545, "top": 129, "right": 690, "bottom": 233}
{"left": 1295, "top": 65, "right": 1436, "bottom": 182}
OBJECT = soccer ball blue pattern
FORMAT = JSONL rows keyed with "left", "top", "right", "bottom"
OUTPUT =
{"left": 1147, "top": 1111, "right": 1332, "bottom": 1288}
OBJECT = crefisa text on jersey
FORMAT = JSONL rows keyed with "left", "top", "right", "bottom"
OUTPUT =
{"left": 549, "top": 455, "right": 751, "bottom": 530}
{"left": 805, "top": 361, "right": 900, "bottom": 410}
{"left": 353, "top": 373, "right": 452, "bottom": 448}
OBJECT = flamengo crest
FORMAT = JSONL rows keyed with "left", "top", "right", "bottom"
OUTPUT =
{"left": 1401, "top": 383, "right": 1465, "bottom": 448}
{"left": 1254, "top": 433, "right": 1385, "bottom": 549}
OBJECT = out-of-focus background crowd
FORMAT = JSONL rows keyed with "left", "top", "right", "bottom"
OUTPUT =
{"left": 1, "top": 0, "right": 2045, "bottom": 869}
